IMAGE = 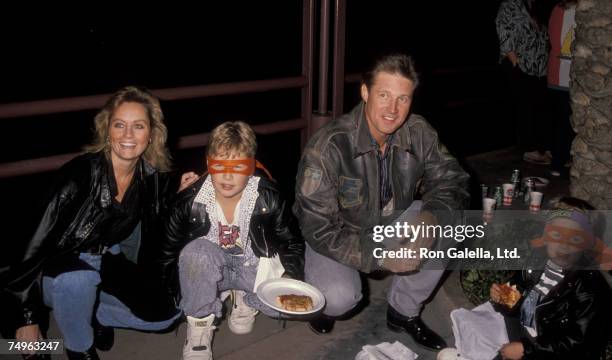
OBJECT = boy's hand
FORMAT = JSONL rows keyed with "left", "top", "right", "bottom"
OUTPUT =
{"left": 490, "top": 283, "right": 502, "bottom": 303}
{"left": 499, "top": 341, "right": 524, "bottom": 359}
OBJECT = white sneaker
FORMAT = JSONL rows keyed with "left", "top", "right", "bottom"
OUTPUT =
{"left": 437, "top": 347, "right": 471, "bottom": 360}
{"left": 228, "top": 290, "right": 258, "bottom": 335}
{"left": 183, "top": 314, "right": 215, "bottom": 360}
{"left": 220, "top": 290, "right": 231, "bottom": 302}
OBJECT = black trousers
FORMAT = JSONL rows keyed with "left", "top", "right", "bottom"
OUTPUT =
{"left": 501, "top": 59, "right": 550, "bottom": 154}
{"left": 548, "top": 88, "right": 574, "bottom": 172}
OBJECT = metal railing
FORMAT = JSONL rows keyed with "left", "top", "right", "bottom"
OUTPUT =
{"left": 0, "top": 0, "right": 495, "bottom": 179}
{"left": 0, "top": 0, "right": 342, "bottom": 179}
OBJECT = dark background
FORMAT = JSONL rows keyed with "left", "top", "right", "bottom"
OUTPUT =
{"left": 0, "top": 0, "right": 535, "bottom": 267}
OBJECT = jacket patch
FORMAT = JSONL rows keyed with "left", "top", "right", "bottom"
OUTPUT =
{"left": 339, "top": 176, "right": 362, "bottom": 208}
{"left": 301, "top": 166, "right": 323, "bottom": 197}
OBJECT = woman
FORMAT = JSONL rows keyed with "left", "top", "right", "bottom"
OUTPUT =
{"left": 496, "top": 0, "right": 551, "bottom": 165}
{"left": 4, "top": 86, "right": 183, "bottom": 359}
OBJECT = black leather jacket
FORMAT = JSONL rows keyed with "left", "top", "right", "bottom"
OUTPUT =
{"left": 159, "top": 175, "right": 304, "bottom": 299}
{"left": 510, "top": 268, "right": 611, "bottom": 360}
{"left": 293, "top": 103, "right": 470, "bottom": 272}
{"left": 0, "top": 152, "right": 177, "bottom": 327}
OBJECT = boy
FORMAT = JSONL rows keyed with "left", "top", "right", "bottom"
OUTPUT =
{"left": 490, "top": 197, "right": 611, "bottom": 360}
{"left": 444, "top": 197, "right": 611, "bottom": 360}
{"left": 159, "top": 121, "right": 304, "bottom": 360}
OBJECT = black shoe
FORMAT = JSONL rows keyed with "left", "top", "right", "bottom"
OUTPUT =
{"left": 93, "top": 317, "right": 114, "bottom": 352}
{"left": 308, "top": 314, "right": 335, "bottom": 335}
{"left": 22, "top": 354, "right": 51, "bottom": 360}
{"left": 386, "top": 306, "right": 447, "bottom": 350}
{"left": 66, "top": 346, "right": 100, "bottom": 360}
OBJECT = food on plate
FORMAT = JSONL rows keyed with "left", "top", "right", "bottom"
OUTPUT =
{"left": 276, "top": 294, "right": 314, "bottom": 312}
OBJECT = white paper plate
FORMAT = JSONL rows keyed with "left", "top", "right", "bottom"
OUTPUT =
{"left": 256, "top": 278, "right": 325, "bottom": 315}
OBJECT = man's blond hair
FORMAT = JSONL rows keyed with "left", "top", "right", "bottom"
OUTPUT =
{"left": 207, "top": 121, "right": 257, "bottom": 158}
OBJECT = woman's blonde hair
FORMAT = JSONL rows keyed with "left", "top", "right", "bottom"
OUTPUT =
{"left": 84, "top": 86, "right": 172, "bottom": 171}
{"left": 207, "top": 121, "right": 257, "bottom": 158}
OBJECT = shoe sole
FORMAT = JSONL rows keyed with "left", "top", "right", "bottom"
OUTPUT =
{"left": 228, "top": 323, "right": 254, "bottom": 335}
{"left": 386, "top": 321, "right": 445, "bottom": 351}
{"left": 523, "top": 158, "right": 551, "bottom": 165}
{"left": 386, "top": 321, "right": 404, "bottom": 333}
{"left": 307, "top": 322, "right": 332, "bottom": 335}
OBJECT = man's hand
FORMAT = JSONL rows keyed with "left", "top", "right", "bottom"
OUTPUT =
{"left": 499, "top": 341, "right": 524, "bottom": 360}
{"left": 15, "top": 324, "right": 42, "bottom": 355}
{"left": 507, "top": 52, "right": 518, "bottom": 67}
{"left": 382, "top": 211, "right": 437, "bottom": 273}
{"left": 179, "top": 171, "right": 200, "bottom": 192}
{"left": 382, "top": 255, "right": 421, "bottom": 273}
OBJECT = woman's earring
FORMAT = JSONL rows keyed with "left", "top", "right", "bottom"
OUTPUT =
{"left": 149, "top": 138, "right": 152, "bottom": 144}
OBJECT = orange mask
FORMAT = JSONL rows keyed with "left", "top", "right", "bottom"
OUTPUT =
{"left": 207, "top": 157, "right": 256, "bottom": 176}
{"left": 531, "top": 224, "right": 612, "bottom": 270}
{"left": 540, "top": 224, "right": 594, "bottom": 251}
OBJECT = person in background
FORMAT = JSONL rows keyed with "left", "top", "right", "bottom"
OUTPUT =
{"left": 1, "top": 86, "right": 187, "bottom": 360}
{"left": 547, "top": 0, "right": 577, "bottom": 177}
{"left": 496, "top": 0, "right": 551, "bottom": 165}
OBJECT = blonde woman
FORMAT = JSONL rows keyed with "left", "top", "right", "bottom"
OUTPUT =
{"left": 4, "top": 86, "right": 185, "bottom": 359}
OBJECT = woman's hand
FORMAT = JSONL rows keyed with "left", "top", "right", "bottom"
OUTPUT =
{"left": 15, "top": 324, "right": 42, "bottom": 355}
{"left": 507, "top": 52, "right": 518, "bottom": 67}
{"left": 179, "top": 172, "right": 200, "bottom": 192}
{"left": 499, "top": 341, "right": 524, "bottom": 359}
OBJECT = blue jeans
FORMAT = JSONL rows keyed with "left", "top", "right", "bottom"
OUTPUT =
{"left": 42, "top": 245, "right": 181, "bottom": 352}
{"left": 304, "top": 200, "right": 445, "bottom": 317}
{"left": 178, "top": 239, "right": 277, "bottom": 318}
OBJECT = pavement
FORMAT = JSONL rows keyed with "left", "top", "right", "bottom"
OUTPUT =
{"left": 1, "top": 147, "right": 574, "bottom": 360}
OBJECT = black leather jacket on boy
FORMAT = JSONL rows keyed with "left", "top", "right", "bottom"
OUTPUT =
{"left": 159, "top": 175, "right": 304, "bottom": 299}
{"left": 508, "top": 267, "right": 611, "bottom": 360}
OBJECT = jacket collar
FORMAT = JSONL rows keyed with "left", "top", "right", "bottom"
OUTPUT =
{"left": 352, "top": 102, "right": 412, "bottom": 158}
{"left": 142, "top": 159, "right": 157, "bottom": 177}
{"left": 99, "top": 152, "right": 149, "bottom": 208}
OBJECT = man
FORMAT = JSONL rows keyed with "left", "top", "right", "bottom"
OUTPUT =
{"left": 293, "top": 54, "right": 469, "bottom": 350}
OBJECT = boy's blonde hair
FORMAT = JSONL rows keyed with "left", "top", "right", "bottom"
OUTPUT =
{"left": 207, "top": 121, "right": 257, "bottom": 158}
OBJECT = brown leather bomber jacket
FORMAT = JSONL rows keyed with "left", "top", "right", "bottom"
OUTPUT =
{"left": 293, "top": 103, "right": 470, "bottom": 273}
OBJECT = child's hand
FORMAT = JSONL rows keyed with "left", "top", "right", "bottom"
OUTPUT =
{"left": 490, "top": 283, "right": 502, "bottom": 303}
{"left": 499, "top": 341, "right": 524, "bottom": 359}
